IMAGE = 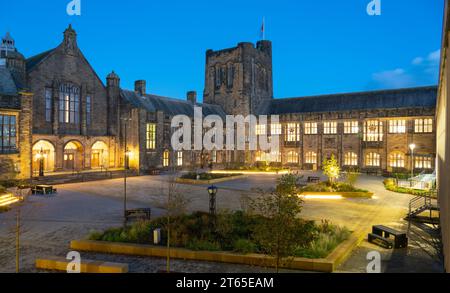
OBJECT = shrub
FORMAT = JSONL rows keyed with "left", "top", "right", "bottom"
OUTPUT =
{"left": 186, "top": 238, "right": 221, "bottom": 251}
{"left": 233, "top": 239, "right": 258, "bottom": 254}
{"left": 0, "top": 206, "right": 11, "bottom": 213}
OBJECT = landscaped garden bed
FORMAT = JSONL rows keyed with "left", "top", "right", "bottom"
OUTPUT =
{"left": 176, "top": 172, "right": 245, "bottom": 184}
{"left": 221, "top": 162, "right": 290, "bottom": 174}
{"left": 383, "top": 178, "right": 436, "bottom": 198}
{"left": 89, "top": 211, "right": 350, "bottom": 259}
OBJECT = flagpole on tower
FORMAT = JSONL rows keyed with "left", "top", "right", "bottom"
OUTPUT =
{"left": 261, "top": 17, "right": 265, "bottom": 40}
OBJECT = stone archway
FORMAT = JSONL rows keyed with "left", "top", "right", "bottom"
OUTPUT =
{"left": 32, "top": 140, "right": 55, "bottom": 174}
{"left": 91, "top": 141, "right": 109, "bottom": 169}
{"left": 64, "top": 140, "right": 84, "bottom": 171}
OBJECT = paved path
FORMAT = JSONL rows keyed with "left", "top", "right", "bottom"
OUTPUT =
{"left": 0, "top": 172, "right": 442, "bottom": 273}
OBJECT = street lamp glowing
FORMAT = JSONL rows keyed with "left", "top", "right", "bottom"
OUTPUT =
{"left": 409, "top": 144, "right": 416, "bottom": 151}
{"left": 409, "top": 143, "right": 416, "bottom": 179}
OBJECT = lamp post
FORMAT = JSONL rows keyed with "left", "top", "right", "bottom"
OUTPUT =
{"left": 207, "top": 185, "right": 218, "bottom": 216}
{"left": 121, "top": 116, "right": 132, "bottom": 226}
{"left": 409, "top": 143, "right": 416, "bottom": 179}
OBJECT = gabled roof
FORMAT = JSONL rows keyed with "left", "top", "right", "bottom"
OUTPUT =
{"left": 121, "top": 90, "right": 226, "bottom": 118}
{"left": 26, "top": 49, "right": 55, "bottom": 71}
{"left": 257, "top": 86, "right": 437, "bottom": 115}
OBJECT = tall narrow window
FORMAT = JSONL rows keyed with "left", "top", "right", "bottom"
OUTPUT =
{"left": 388, "top": 120, "right": 406, "bottom": 134}
{"left": 45, "top": 88, "right": 52, "bottom": 122}
{"left": 255, "top": 124, "right": 266, "bottom": 135}
{"left": 0, "top": 114, "right": 17, "bottom": 154}
{"left": 271, "top": 123, "right": 282, "bottom": 135}
{"left": 304, "top": 122, "right": 318, "bottom": 135}
{"left": 86, "top": 96, "right": 91, "bottom": 125}
{"left": 344, "top": 152, "right": 358, "bottom": 166}
{"left": 344, "top": 121, "right": 359, "bottom": 134}
{"left": 323, "top": 122, "right": 337, "bottom": 134}
{"left": 415, "top": 156, "right": 433, "bottom": 169}
{"left": 287, "top": 151, "right": 299, "bottom": 164}
{"left": 389, "top": 152, "right": 405, "bottom": 168}
{"left": 285, "top": 123, "right": 301, "bottom": 142}
{"left": 59, "top": 84, "right": 80, "bottom": 124}
{"left": 177, "top": 151, "right": 183, "bottom": 166}
{"left": 364, "top": 120, "right": 383, "bottom": 141}
{"left": 305, "top": 151, "right": 317, "bottom": 164}
{"left": 163, "top": 150, "right": 170, "bottom": 167}
{"left": 146, "top": 123, "right": 156, "bottom": 150}
{"left": 365, "top": 153, "right": 380, "bottom": 167}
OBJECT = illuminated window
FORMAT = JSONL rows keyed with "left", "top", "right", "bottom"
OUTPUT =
{"left": 271, "top": 123, "right": 282, "bottom": 135}
{"left": 323, "top": 122, "right": 337, "bottom": 134}
{"left": 305, "top": 151, "right": 317, "bottom": 164}
{"left": 177, "top": 151, "right": 183, "bottom": 166}
{"left": 163, "top": 150, "right": 170, "bottom": 167}
{"left": 256, "top": 124, "right": 266, "bottom": 135}
{"left": 415, "top": 119, "right": 433, "bottom": 133}
{"left": 344, "top": 121, "right": 359, "bottom": 134}
{"left": 285, "top": 123, "right": 301, "bottom": 142}
{"left": 304, "top": 122, "right": 318, "bottom": 135}
{"left": 389, "top": 152, "right": 405, "bottom": 168}
{"left": 388, "top": 120, "right": 406, "bottom": 134}
{"left": 256, "top": 151, "right": 281, "bottom": 162}
{"left": 287, "top": 151, "right": 299, "bottom": 164}
{"left": 146, "top": 123, "right": 156, "bottom": 149}
{"left": 58, "top": 84, "right": 80, "bottom": 124}
{"left": 0, "top": 114, "right": 17, "bottom": 154}
{"left": 363, "top": 120, "right": 383, "bottom": 141}
{"left": 45, "top": 88, "right": 52, "bottom": 122}
{"left": 344, "top": 152, "right": 358, "bottom": 166}
{"left": 415, "top": 156, "right": 433, "bottom": 169}
{"left": 365, "top": 152, "right": 380, "bottom": 167}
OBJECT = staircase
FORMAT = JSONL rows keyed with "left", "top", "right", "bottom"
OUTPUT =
{"left": 0, "top": 193, "right": 20, "bottom": 207}
{"left": 406, "top": 194, "right": 440, "bottom": 223}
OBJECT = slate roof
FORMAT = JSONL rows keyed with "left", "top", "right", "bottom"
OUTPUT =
{"left": 0, "top": 66, "right": 18, "bottom": 96}
{"left": 257, "top": 86, "right": 437, "bottom": 115}
{"left": 26, "top": 49, "right": 55, "bottom": 71}
{"left": 121, "top": 90, "right": 227, "bottom": 118}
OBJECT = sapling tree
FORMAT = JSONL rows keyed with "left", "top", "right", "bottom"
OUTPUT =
{"left": 322, "top": 155, "right": 340, "bottom": 184}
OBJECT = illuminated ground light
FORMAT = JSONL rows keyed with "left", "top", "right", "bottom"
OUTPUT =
{"left": 298, "top": 194, "right": 343, "bottom": 200}
{"left": 0, "top": 193, "right": 20, "bottom": 207}
{"left": 211, "top": 170, "right": 290, "bottom": 175}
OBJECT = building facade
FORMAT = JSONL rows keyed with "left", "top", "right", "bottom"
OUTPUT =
{"left": 0, "top": 25, "right": 438, "bottom": 180}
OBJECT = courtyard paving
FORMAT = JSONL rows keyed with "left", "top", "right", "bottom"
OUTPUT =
{"left": 0, "top": 172, "right": 443, "bottom": 273}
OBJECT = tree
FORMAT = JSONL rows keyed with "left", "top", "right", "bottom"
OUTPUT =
{"left": 0, "top": 157, "right": 18, "bottom": 182}
{"left": 249, "top": 174, "right": 303, "bottom": 272}
{"left": 156, "top": 175, "right": 190, "bottom": 273}
{"left": 322, "top": 155, "right": 340, "bottom": 184}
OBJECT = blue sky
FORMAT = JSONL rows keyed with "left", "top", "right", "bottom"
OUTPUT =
{"left": 0, "top": 0, "right": 444, "bottom": 101}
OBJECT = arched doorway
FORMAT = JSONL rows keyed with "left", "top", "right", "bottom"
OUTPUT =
{"left": 64, "top": 141, "right": 84, "bottom": 171}
{"left": 32, "top": 140, "right": 55, "bottom": 174}
{"left": 91, "top": 141, "right": 109, "bottom": 169}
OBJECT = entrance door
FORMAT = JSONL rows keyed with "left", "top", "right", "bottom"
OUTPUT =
{"left": 64, "top": 153, "right": 75, "bottom": 170}
{"left": 92, "top": 153, "right": 100, "bottom": 168}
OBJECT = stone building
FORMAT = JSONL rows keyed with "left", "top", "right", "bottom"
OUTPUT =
{"left": 0, "top": 25, "right": 438, "bottom": 179}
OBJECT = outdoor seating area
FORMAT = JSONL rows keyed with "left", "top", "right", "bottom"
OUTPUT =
{"left": 125, "top": 208, "right": 152, "bottom": 220}
{"left": 32, "top": 185, "right": 57, "bottom": 196}
{"left": 368, "top": 225, "right": 408, "bottom": 249}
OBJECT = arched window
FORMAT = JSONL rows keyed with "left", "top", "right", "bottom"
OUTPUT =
{"left": 365, "top": 152, "right": 380, "bottom": 167}
{"left": 389, "top": 152, "right": 405, "bottom": 168}
{"left": 344, "top": 152, "right": 358, "bottom": 166}
{"left": 287, "top": 151, "right": 299, "bottom": 164}
{"left": 305, "top": 151, "right": 317, "bottom": 164}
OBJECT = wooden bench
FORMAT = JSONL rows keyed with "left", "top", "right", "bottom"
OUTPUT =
{"left": 32, "top": 185, "right": 57, "bottom": 195}
{"left": 368, "top": 233, "right": 394, "bottom": 249}
{"left": 125, "top": 208, "right": 152, "bottom": 220}
{"left": 369, "top": 225, "right": 408, "bottom": 249}
{"left": 307, "top": 176, "right": 321, "bottom": 183}
{"left": 366, "top": 170, "right": 379, "bottom": 176}
{"left": 148, "top": 169, "right": 161, "bottom": 176}
{"left": 36, "top": 256, "right": 128, "bottom": 273}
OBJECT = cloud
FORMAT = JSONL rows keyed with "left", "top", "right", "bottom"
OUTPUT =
{"left": 427, "top": 49, "right": 441, "bottom": 64}
{"left": 412, "top": 57, "right": 423, "bottom": 65}
{"left": 372, "top": 68, "right": 415, "bottom": 89}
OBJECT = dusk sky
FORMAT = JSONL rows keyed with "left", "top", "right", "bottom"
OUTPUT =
{"left": 0, "top": 0, "right": 444, "bottom": 101}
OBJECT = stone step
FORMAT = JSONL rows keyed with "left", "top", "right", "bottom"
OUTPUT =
{"left": 35, "top": 256, "right": 128, "bottom": 273}
{"left": 0, "top": 194, "right": 20, "bottom": 207}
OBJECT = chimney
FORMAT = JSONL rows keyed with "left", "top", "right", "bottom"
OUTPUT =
{"left": 135, "top": 80, "right": 146, "bottom": 95}
{"left": 187, "top": 91, "right": 197, "bottom": 104}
